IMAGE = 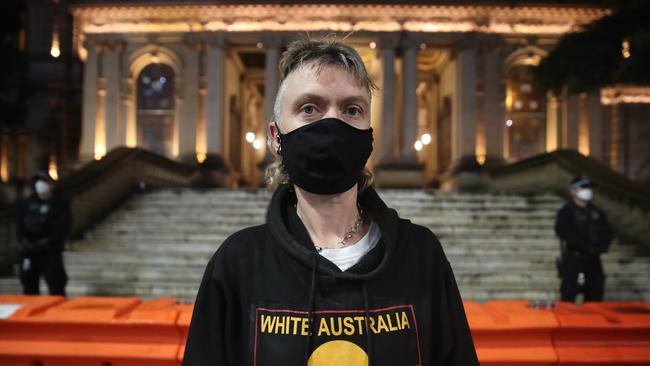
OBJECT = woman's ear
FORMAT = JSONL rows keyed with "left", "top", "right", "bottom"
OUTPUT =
{"left": 268, "top": 121, "right": 281, "bottom": 156}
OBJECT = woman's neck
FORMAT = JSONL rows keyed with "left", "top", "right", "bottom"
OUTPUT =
{"left": 294, "top": 184, "right": 368, "bottom": 249}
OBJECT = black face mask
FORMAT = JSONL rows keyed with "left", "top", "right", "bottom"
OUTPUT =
{"left": 278, "top": 118, "right": 373, "bottom": 195}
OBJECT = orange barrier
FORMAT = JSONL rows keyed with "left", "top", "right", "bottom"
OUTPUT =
{"left": 0, "top": 295, "right": 66, "bottom": 366}
{"left": 466, "top": 300, "right": 558, "bottom": 366}
{"left": 0, "top": 296, "right": 182, "bottom": 366}
{"left": 2, "top": 296, "right": 650, "bottom": 365}
{"left": 175, "top": 303, "right": 194, "bottom": 363}
{"left": 553, "top": 302, "right": 650, "bottom": 365}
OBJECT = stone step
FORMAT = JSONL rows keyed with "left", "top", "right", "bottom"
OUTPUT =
{"left": 87, "top": 225, "right": 560, "bottom": 236}
{"left": 53, "top": 264, "right": 648, "bottom": 285}
{"left": 123, "top": 192, "right": 561, "bottom": 200}
{"left": 123, "top": 198, "right": 562, "bottom": 208}
{"left": 58, "top": 248, "right": 646, "bottom": 268}
{"left": 68, "top": 240, "right": 637, "bottom": 260}
{"left": 139, "top": 189, "right": 561, "bottom": 200}
{"left": 94, "top": 216, "right": 558, "bottom": 227}
{"left": 3, "top": 277, "right": 645, "bottom": 303}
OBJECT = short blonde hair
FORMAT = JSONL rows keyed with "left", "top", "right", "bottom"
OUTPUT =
{"left": 265, "top": 37, "right": 376, "bottom": 191}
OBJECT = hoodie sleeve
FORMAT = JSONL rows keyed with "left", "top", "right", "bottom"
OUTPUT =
{"left": 439, "top": 259, "right": 480, "bottom": 366}
{"left": 182, "top": 255, "right": 231, "bottom": 366}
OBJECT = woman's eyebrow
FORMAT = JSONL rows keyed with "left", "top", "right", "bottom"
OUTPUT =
{"left": 338, "top": 96, "right": 370, "bottom": 109}
{"left": 291, "top": 94, "right": 328, "bottom": 110}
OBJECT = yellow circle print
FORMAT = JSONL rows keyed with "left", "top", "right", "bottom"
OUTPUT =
{"left": 307, "top": 340, "right": 368, "bottom": 366}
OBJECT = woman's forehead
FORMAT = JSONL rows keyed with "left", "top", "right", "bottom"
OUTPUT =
{"left": 284, "top": 63, "right": 370, "bottom": 100}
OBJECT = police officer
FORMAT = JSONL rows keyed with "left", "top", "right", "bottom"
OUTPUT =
{"left": 555, "top": 176, "right": 613, "bottom": 302}
{"left": 16, "top": 172, "right": 72, "bottom": 296}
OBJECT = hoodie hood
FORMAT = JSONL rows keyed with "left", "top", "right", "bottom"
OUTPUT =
{"left": 266, "top": 184, "right": 407, "bottom": 280}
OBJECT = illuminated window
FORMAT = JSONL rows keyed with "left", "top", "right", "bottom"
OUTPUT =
{"left": 505, "top": 65, "right": 546, "bottom": 161}
{"left": 137, "top": 63, "right": 175, "bottom": 156}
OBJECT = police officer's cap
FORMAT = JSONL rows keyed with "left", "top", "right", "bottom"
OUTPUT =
{"left": 570, "top": 176, "right": 595, "bottom": 189}
{"left": 32, "top": 171, "right": 55, "bottom": 184}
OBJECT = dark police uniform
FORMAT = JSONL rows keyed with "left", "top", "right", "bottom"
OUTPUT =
{"left": 554, "top": 200, "right": 613, "bottom": 302}
{"left": 17, "top": 190, "right": 72, "bottom": 296}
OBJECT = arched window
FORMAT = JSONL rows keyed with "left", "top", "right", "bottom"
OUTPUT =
{"left": 505, "top": 65, "right": 545, "bottom": 161}
{"left": 137, "top": 63, "right": 175, "bottom": 156}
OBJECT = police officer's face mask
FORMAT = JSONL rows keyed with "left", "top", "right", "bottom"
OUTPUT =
{"left": 277, "top": 118, "right": 373, "bottom": 195}
{"left": 576, "top": 188, "right": 593, "bottom": 202}
{"left": 35, "top": 180, "right": 52, "bottom": 197}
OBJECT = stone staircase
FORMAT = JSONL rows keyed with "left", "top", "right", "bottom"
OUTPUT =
{"left": 1, "top": 188, "right": 648, "bottom": 302}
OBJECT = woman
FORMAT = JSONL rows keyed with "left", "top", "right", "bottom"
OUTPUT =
{"left": 182, "top": 38, "right": 478, "bottom": 366}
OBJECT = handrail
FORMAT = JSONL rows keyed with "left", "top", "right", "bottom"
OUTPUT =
{"left": 55, "top": 147, "right": 197, "bottom": 197}
{"left": 0, "top": 147, "right": 201, "bottom": 274}
{"left": 489, "top": 149, "right": 650, "bottom": 245}
{"left": 491, "top": 149, "right": 650, "bottom": 209}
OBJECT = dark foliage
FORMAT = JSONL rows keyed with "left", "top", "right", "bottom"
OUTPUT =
{"left": 536, "top": 2, "right": 650, "bottom": 93}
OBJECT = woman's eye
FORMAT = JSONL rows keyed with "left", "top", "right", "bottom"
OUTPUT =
{"left": 302, "top": 105, "right": 315, "bottom": 114}
{"left": 347, "top": 107, "right": 362, "bottom": 116}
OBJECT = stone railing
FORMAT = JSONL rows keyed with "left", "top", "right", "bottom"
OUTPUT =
{"left": 490, "top": 149, "right": 650, "bottom": 247}
{"left": 0, "top": 147, "right": 204, "bottom": 274}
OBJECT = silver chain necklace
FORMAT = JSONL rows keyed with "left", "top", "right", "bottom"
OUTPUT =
{"left": 337, "top": 207, "right": 364, "bottom": 248}
{"left": 310, "top": 206, "right": 364, "bottom": 251}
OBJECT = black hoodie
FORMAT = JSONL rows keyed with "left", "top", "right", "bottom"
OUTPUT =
{"left": 182, "top": 185, "right": 478, "bottom": 365}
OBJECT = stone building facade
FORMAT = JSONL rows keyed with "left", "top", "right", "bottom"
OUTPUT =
{"left": 2, "top": 1, "right": 648, "bottom": 191}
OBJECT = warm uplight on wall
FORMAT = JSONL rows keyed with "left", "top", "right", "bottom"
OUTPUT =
{"left": 476, "top": 155, "right": 486, "bottom": 165}
{"left": 50, "top": 26, "right": 61, "bottom": 58}
{"left": 48, "top": 155, "right": 59, "bottom": 181}
{"left": 196, "top": 152, "right": 207, "bottom": 163}
{"left": 414, "top": 140, "right": 423, "bottom": 151}
{"left": 245, "top": 132, "right": 256, "bottom": 143}
{"left": 252, "top": 139, "right": 263, "bottom": 150}
{"left": 94, "top": 143, "right": 106, "bottom": 160}
{"left": 0, "top": 137, "right": 8, "bottom": 183}
{"left": 622, "top": 39, "right": 631, "bottom": 59}
{"left": 421, "top": 133, "right": 432, "bottom": 145}
{"left": 601, "top": 86, "right": 650, "bottom": 105}
{"left": 505, "top": 93, "right": 513, "bottom": 111}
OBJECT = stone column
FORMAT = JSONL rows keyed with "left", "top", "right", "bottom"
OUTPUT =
{"left": 546, "top": 91, "right": 562, "bottom": 152}
{"left": 452, "top": 37, "right": 478, "bottom": 162}
{"left": 263, "top": 37, "right": 282, "bottom": 125}
{"left": 483, "top": 42, "right": 504, "bottom": 161}
{"left": 608, "top": 104, "right": 622, "bottom": 172}
{"left": 103, "top": 40, "right": 122, "bottom": 153}
{"left": 379, "top": 34, "right": 398, "bottom": 163}
{"left": 374, "top": 34, "right": 423, "bottom": 187}
{"left": 427, "top": 76, "right": 440, "bottom": 175}
{"left": 122, "top": 76, "right": 136, "bottom": 148}
{"left": 80, "top": 40, "right": 99, "bottom": 161}
{"left": 586, "top": 92, "right": 603, "bottom": 161}
{"left": 179, "top": 34, "right": 200, "bottom": 162}
{"left": 400, "top": 34, "right": 419, "bottom": 163}
{"left": 260, "top": 36, "right": 282, "bottom": 167}
{"left": 204, "top": 33, "right": 226, "bottom": 157}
